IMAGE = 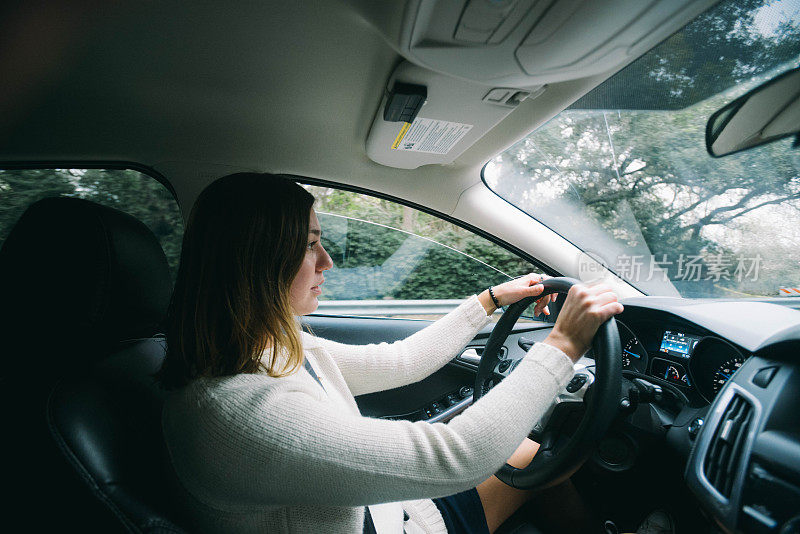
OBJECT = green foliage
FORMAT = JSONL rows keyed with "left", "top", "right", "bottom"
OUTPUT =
{"left": 391, "top": 242, "right": 514, "bottom": 300}
{"left": 0, "top": 169, "right": 184, "bottom": 277}
{"left": 0, "top": 171, "right": 527, "bottom": 304}
{"left": 309, "top": 186, "right": 532, "bottom": 301}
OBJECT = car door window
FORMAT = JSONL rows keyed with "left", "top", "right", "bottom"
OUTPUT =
{"left": 304, "top": 185, "right": 541, "bottom": 320}
{"left": 0, "top": 168, "right": 183, "bottom": 276}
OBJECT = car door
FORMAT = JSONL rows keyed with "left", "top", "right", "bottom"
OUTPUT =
{"left": 299, "top": 184, "right": 556, "bottom": 422}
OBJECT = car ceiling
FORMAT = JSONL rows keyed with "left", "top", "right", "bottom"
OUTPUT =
{"left": 0, "top": 0, "right": 717, "bottom": 217}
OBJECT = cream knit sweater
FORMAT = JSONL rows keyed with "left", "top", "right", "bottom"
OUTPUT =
{"left": 162, "top": 295, "right": 575, "bottom": 533}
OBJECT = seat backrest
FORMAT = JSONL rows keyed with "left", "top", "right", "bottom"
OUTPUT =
{"left": 0, "top": 197, "right": 185, "bottom": 533}
{"left": 49, "top": 338, "right": 186, "bottom": 533}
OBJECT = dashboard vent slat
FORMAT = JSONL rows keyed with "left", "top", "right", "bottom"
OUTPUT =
{"left": 703, "top": 395, "right": 753, "bottom": 498}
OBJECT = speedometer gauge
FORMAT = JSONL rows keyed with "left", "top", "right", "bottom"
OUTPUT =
{"left": 712, "top": 356, "right": 746, "bottom": 393}
{"left": 618, "top": 321, "right": 648, "bottom": 373}
{"left": 689, "top": 336, "right": 749, "bottom": 402}
{"left": 623, "top": 338, "right": 647, "bottom": 370}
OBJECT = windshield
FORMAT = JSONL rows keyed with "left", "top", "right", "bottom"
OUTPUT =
{"left": 485, "top": 0, "right": 800, "bottom": 298}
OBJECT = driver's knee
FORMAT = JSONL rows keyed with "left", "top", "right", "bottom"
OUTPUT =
{"left": 476, "top": 438, "right": 541, "bottom": 531}
{"left": 476, "top": 475, "right": 535, "bottom": 533}
{"left": 507, "top": 438, "right": 540, "bottom": 468}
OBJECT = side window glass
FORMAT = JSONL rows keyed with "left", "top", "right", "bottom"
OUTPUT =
{"left": 0, "top": 169, "right": 184, "bottom": 276}
{"left": 304, "top": 185, "right": 542, "bottom": 320}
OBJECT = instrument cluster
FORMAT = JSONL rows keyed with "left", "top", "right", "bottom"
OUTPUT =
{"left": 617, "top": 320, "right": 748, "bottom": 403}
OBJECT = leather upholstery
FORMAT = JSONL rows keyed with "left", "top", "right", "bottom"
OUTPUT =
{"left": 48, "top": 338, "right": 186, "bottom": 533}
{"left": 0, "top": 197, "right": 184, "bottom": 532}
{"left": 0, "top": 197, "right": 171, "bottom": 379}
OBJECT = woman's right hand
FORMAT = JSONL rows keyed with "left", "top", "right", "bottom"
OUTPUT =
{"left": 542, "top": 283, "right": 623, "bottom": 362}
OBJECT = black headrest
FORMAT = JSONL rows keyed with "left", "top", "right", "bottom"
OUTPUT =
{"left": 0, "top": 197, "right": 172, "bottom": 373}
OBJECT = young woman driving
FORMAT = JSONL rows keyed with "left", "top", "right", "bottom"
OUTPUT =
{"left": 159, "top": 173, "right": 623, "bottom": 534}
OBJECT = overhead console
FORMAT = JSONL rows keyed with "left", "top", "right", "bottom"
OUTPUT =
{"left": 366, "top": 0, "right": 719, "bottom": 169}
{"left": 398, "top": 0, "right": 719, "bottom": 87}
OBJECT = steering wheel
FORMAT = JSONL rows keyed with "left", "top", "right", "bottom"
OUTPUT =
{"left": 473, "top": 277, "right": 621, "bottom": 490}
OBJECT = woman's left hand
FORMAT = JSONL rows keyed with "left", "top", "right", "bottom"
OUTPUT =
{"left": 479, "top": 273, "right": 557, "bottom": 316}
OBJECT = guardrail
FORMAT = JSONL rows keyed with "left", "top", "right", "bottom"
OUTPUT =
{"left": 315, "top": 299, "right": 503, "bottom": 317}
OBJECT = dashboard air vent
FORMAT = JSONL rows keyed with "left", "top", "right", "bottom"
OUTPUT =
{"left": 703, "top": 395, "right": 753, "bottom": 498}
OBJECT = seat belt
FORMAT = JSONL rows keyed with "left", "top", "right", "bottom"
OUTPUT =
{"left": 303, "top": 359, "right": 379, "bottom": 534}
{"left": 303, "top": 358, "right": 325, "bottom": 389}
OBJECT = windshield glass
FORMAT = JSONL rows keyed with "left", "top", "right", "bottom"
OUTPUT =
{"left": 485, "top": 0, "right": 800, "bottom": 298}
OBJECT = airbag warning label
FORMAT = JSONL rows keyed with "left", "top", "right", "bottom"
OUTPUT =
{"left": 391, "top": 118, "right": 473, "bottom": 154}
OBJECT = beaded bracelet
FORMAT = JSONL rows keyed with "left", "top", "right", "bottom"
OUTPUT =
{"left": 488, "top": 286, "right": 501, "bottom": 308}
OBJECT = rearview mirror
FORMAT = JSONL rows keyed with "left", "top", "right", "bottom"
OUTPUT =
{"left": 706, "top": 67, "right": 800, "bottom": 157}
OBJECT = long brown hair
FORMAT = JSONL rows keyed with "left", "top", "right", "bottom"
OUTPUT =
{"left": 159, "top": 173, "right": 314, "bottom": 389}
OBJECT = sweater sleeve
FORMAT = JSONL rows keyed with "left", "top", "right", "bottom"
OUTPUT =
{"left": 162, "top": 342, "right": 575, "bottom": 510}
{"left": 314, "top": 295, "right": 492, "bottom": 396}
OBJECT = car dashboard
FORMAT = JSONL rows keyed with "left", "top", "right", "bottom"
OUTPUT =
{"left": 347, "top": 294, "right": 800, "bottom": 533}
{"left": 461, "top": 296, "right": 800, "bottom": 533}
{"left": 616, "top": 312, "right": 749, "bottom": 407}
{"left": 613, "top": 297, "right": 800, "bottom": 534}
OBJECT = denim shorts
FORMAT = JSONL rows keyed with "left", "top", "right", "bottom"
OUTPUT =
{"left": 432, "top": 488, "right": 490, "bottom": 534}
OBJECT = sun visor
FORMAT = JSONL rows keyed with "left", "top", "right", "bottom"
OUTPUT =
{"left": 366, "top": 62, "right": 542, "bottom": 169}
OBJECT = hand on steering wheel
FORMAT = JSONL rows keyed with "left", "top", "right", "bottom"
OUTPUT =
{"left": 473, "top": 277, "right": 623, "bottom": 490}
{"left": 542, "top": 282, "right": 624, "bottom": 361}
{"left": 484, "top": 273, "right": 558, "bottom": 317}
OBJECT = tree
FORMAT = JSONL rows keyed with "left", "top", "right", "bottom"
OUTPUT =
{"left": 308, "top": 185, "right": 532, "bottom": 301}
{"left": 486, "top": 0, "right": 800, "bottom": 297}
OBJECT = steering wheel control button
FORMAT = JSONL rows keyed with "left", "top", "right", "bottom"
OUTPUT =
{"left": 752, "top": 366, "right": 778, "bottom": 388}
{"left": 459, "top": 386, "right": 473, "bottom": 399}
{"left": 566, "top": 373, "right": 588, "bottom": 393}
{"left": 497, "top": 359, "right": 512, "bottom": 373}
{"left": 687, "top": 417, "right": 704, "bottom": 440}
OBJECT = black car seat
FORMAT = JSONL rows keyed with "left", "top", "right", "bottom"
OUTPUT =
{"left": 0, "top": 196, "right": 549, "bottom": 534}
{"left": 0, "top": 197, "right": 186, "bottom": 533}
